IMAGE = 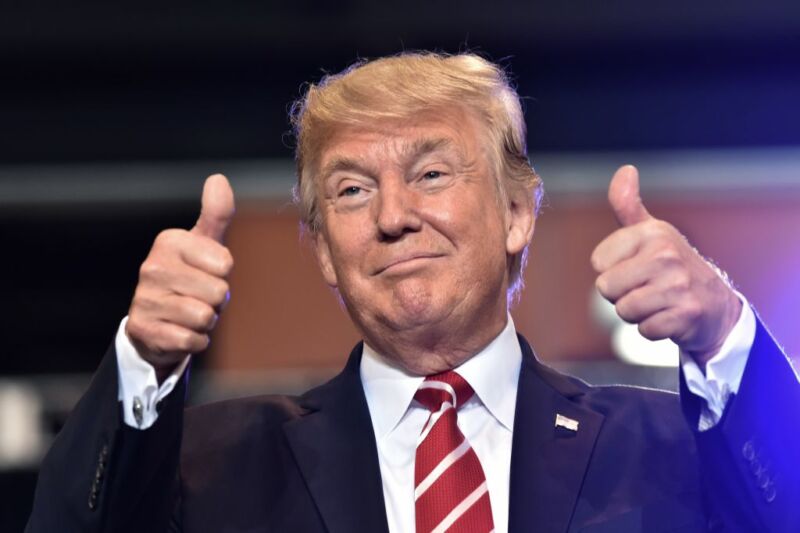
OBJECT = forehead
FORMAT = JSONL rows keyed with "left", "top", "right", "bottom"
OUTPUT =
{"left": 316, "top": 106, "right": 488, "bottom": 170}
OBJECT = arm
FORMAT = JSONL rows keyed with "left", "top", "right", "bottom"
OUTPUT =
{"left": 117, "top": 317, "right": 191, "bottom": 430}
{"left": 681, "top": 315, "right": 800, "bottom": 532}
{"left": 679, "top": 291, "right": 754, "bottom": 431}
{"left": 592, "top": 165, "right": 799, "bottom": 530}
{"left": 26, "top": 343, "right": 186, "bottom": 533}
{"left": 27, "top": 175, "right": 235, "bottom": 532}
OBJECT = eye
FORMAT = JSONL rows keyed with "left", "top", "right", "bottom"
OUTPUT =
{"left": 423, "top": 170, "right": 442, "bottom": 180}
{"left": 339, "top": 185, "right": 362, "bottom": 197}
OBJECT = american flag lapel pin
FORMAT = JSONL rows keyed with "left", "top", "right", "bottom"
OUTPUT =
{"left": 555, "top": 413, "right": 579, "bottom": 433}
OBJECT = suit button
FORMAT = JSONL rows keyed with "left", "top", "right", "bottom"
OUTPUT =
{"left": 756, "top": 469, "right": 771, "bottom": 490}
{"left": 88, "top": 443, "right": 110, "bottom": 511}
{"left": 750, "top": 458, "right": 764, "bottom": 476}
{"left": 764, "top": 484, "right": 777, "bottom": 503}
{"left": 88, "top": 483, "right": 98, "bottom": 510}
{"left": 742, "top": 440, "right": 755, "bottom": 461}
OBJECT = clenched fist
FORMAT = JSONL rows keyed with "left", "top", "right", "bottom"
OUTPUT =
{"left": 126, "top": 174, "right": 235, "bottom": 380}
{"left": 591, "top": 165, "right": 742, "bottom": 369}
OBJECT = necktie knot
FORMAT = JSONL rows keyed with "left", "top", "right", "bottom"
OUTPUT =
{"left": 414, "top": 370, "right": 474, "bottom": 413}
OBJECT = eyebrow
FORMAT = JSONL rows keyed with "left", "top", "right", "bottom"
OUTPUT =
{"left": 319, "top": 157, "right": 374, "bottom": 183}
{"left": 402, "top": 137, "right": 456, "bottom": 162}
{"left": 319, "top": 136, "right": 460, "bottom": 183}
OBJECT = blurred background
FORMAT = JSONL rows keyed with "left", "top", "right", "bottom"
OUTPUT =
{"left": 2, "top": 1, "right": 799, "bottom": 529}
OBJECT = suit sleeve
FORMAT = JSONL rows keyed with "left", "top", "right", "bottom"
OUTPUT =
{"left": 681, "top": 314, "right": 800, "bottom": 532}
{"left": 26, "top": 342, "right": 187, "bottom": 533}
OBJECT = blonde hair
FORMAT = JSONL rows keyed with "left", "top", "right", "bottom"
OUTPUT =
{"left": 290, "top": 52, "right": 543, "bottom": 300}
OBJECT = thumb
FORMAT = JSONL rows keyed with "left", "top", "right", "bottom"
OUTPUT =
{"left": 191, "top": 174, "right": 235, "bottom": 242}
{"left": 608, "top": 165, "right": 652, "bottom": 226}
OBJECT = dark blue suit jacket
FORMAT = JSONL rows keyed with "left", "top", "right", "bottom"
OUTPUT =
{"left": 26, "top": 316, "right": 800, "bottom": 532}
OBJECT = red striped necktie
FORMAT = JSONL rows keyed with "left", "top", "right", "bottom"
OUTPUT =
{"left": 414, "top": 371, "right": 494, "bottom": 533}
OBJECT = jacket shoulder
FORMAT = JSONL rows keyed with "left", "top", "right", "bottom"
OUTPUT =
{"left": 183, "top": 393, "right": 306, "bottom": 447}
{"left": 533, "top": 357, "right": 693, "bottom": 443}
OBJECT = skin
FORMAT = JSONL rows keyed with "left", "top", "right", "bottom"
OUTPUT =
{"left": 592, "top": 165, "right": 742, "bottom": 369}
{"left": 125, "top": 113, "right": 740, "bottom": 381}
{"left": 311, "top": 108, "right": 535, "bottom": 375}
{"left": 126, "top": 174, "right": 235, "bottom": 382}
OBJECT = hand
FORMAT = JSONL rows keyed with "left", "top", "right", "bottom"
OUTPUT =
{"left": 591, "top": 165, "right": 742, "bottom": 369}
{"left": 126, "top": 174, "right": 235, "bottom": 381}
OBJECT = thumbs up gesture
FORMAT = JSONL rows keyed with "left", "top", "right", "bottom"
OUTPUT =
{"left": 591, "top": 166, "right": 742, "bottom": 368}
{"left": 126, "top": 174, "right": 235, "bottom": 379}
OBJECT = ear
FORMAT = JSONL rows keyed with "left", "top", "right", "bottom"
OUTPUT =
{"left": 312, "top": 231, "right": 339, "bottom": 288}
{"left": 505, "top": 188, "right": 536, "bottom": 255}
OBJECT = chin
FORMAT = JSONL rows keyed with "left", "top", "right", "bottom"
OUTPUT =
{"left": 354, "top": 279, "right": 449, "bottom": 332}
{"left": 389, "top": 278, "right": 443, "bottom": 322}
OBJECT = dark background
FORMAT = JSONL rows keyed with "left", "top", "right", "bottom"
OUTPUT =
{"left": 2, "top": 1, "right": 799, "bottom": 530}
{"left": 4, "top": 1, "right": 800, "bottom": 165}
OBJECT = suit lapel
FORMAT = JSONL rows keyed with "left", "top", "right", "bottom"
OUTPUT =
{"left": 283, "top": 335, "right": 604, "bottom": 533}
{"left": 283, "top": 343, "right": 390, "bottom": 533}
{"left": 509, "top": 336, "right": 605, "bottom": 533}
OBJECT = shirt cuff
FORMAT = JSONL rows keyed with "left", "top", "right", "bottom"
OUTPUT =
{"left": 679, "top": 292, "right": 756, "bottom": 431}
{"left": 115, "top": 317, "right": 191, "bottom": 429}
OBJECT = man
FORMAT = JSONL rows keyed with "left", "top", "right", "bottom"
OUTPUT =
{"left": 27, "top": 53, "right": 800, "bottom": 532}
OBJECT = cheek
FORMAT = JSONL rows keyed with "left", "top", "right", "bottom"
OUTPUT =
{"left": 326, "top": 218, "right": 373, "bottom": 275}
{"left": 458, "top": 204, "right": 509, "bottom": 273}
{"left": 440, "top": 193, "right": 507, "bottom": 245}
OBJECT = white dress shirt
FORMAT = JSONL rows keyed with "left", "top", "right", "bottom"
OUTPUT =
{"left": 360, "top": 316, "right": 522, "bottom": 533}
{"left": 680, "top": 292, "right": 756, "bottom": 430}
{"left": 115, "top": 316, "right": 190, "bottom": 428}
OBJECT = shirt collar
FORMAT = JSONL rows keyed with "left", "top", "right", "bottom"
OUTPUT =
{"left": 360, "top": 314, "right": 522, "bottom": 438}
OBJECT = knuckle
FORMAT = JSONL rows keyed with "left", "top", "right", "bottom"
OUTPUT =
{"left": 196, "top": 305, "right": 216, "bottom": 329}
{"left": 641, "top": 220, "right": 660, "bottom": 238}
{"left": 682, "top": 298, "right": 703, "bottom": 321}
{"left": 615, "top": 300, "right": 635, "bottom": 322}
{"left": 650, "top": 219, "right": 673, "bottom": 236}
{"left": 669, "top": 271, "right": 691, "bottom": 292}
{"left": 125, "top": 315, "right": 146, "bottom": 339}
{"left": 211, "top": 281, "right": 230, "bottom": 305}
{"left": 654, "top": 247, "right": 681, "bottom": 266}
{"left": 637, "top": 322, "right": 657, "bottom": 340}
{"left": 139, "top": 259, "right": 167, "bottom": 281}
{"left": 590, "top": 251, "right": 604, "bottom": 273}
{"left": 131, "top": 290, "right": 160, "bottom": 314}
{"left": 219, "top": 249, "right": 234, "bottom": 275}
{"left": 168, "top": 327, "right": 210, "bottom": 354}
{"left": 638, "top": 318, "right": 667, "bottom": 340}
{"left": 190, "top": 333, "right": 211, "bottom": 353}
{"left": 139, "top": 260, "right": 156, "bottom": 278}
{"left": 128, "top": 319, "right": 162, "bottom": 356}
{"left": 594, "top": 275, "right": 608, "bottom": 295}
{"left": 174, "top": 329, "right": 196, "bottom": 353}
{"left": 155, "top": 228, "right": 186, "bottom": 246}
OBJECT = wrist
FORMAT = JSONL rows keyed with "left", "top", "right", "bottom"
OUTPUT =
{"left": 687, "top": 293, "right": 743, "bottom": 372}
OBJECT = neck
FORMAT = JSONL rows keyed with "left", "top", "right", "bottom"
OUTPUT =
{"left": 361, "top": 302, "right": 509, "bottom": 376}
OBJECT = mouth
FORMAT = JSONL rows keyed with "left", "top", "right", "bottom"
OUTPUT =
{"left": 374, "top": 253, "right": 444, "bottom": 275}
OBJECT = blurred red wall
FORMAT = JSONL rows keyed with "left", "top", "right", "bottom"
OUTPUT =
{"left": 211, "top": 192, "right": 800, "bottom": 373}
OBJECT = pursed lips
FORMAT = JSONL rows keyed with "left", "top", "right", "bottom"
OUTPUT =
{"left": 373, "top": 253, "right": 445, "bottom": 275}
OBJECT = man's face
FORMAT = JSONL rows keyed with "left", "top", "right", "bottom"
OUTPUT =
{"left": 313, "top": 107, "right": 531, "bottom": 367}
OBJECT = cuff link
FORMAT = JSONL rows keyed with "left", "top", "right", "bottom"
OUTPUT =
{"left": 132, "top": 396, "right": 144, "bottom": 427}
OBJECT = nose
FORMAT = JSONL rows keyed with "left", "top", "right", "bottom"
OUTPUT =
{"left": 375, "top": 179, "right": 422, "bottom": 241}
